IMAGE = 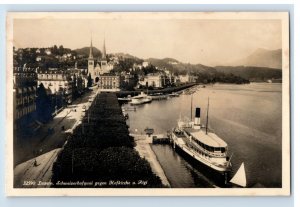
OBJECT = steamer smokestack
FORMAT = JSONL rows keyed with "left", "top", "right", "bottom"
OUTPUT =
{"left": 194, "top": 107, "right": 201, "bottom": 129}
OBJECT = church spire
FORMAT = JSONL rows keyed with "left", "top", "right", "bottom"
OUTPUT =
{"left": 102, "top": 38, "right": 106, "bottom": 60}
{"left": 89, "top": 37, "right": 93, "bottom": 59}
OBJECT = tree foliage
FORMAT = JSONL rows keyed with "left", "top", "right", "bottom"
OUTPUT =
{"left": 52, "top": 93, "right": 163, "bottom": 188}
{"left": 87, "top": 73, "right": 93, "bottom": 87}
{"left": 36, "top": 83, "right": 52, "bottom": 123}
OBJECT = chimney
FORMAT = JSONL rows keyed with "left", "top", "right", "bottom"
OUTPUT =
{"left": 194, "top": 107, "right": 201, "bottom": 129}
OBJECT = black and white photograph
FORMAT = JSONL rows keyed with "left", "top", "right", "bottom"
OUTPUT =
{"left": 6, "top": 12, "right": 290, "bottom": 196}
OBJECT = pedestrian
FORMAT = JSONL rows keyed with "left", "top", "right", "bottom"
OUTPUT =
{"left": 34, "top": 159, "right": 37, "bottom": 167}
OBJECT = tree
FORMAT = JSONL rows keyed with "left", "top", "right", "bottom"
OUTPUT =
{"left": 87, "top": 73, "right": 93, "bottom": 87}
{"left": 58, "top": 45, "right": 64, "bottom": 56}
{"left": 52, "top": 45, "right": 58, "bottom": 55}
{"left": 36, "top": 83, "right": 52, "bottom": 123}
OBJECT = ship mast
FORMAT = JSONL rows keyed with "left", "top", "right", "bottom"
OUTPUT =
{"left": 190, "top": 94, "right": 193, "bottom": 121}
{"left": 205, "top": 97, "right": 209, "bottom": 135}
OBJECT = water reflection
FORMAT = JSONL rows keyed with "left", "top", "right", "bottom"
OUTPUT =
{"left": 126, "top": 83, "right": 282, "bottom": 188}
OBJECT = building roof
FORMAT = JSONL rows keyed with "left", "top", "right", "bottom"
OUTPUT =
{"left": 186, "top": 128, "right": 227, "bottom": 148}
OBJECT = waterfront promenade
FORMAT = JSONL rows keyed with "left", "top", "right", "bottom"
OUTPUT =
{"left": 14, "top": 90, "right": 172, "bottom": 188}
{"left": 132, "top": 134, "right": 171, "bottom": 187}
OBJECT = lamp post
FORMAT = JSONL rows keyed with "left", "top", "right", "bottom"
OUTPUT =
{"left": 55, "top": 91, "right": 58, "bottom": 116}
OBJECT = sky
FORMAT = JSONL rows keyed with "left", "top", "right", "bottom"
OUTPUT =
{"left": 13, "top": 17, "right": 282, "bottom": 66}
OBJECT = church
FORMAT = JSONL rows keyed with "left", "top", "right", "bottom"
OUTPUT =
{"left": 87, "top": 38, "right": 120, "bottom": 91}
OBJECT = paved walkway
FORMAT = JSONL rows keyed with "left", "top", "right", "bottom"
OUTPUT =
{"left": 14, "top": 149, "right": 60, "bottom": 188}
{"left": 14, "top": 89, "right": 98, "bottom": 166}
{"left": 13, "top": 89, "right": 99, "bottom": 187}
{"left": 132, "top": 134, "right": 171, "bottom": 187}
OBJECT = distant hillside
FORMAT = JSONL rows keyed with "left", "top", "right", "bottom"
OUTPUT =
{"left": 74, "top": 47, "right": 102, "bottom": 57}
{"left": 72, "top": 47, "right": 281, "bottom": 82}
{"left": 230, "top": 48, "right": 282, "bottom": 69}
{"left": 146, "top": 58, "right": 216, "bottom": 75}
{"left": 215, "top": 66, "right": 282, "bottom": 81}
{"left": 113, "top": 53, "right": 143, "bottom": 62}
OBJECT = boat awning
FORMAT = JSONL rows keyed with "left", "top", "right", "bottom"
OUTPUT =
{"left": 189, "top": 130, "right": 227, "bottom": 148}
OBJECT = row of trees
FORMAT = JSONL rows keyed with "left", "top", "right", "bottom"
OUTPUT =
{"left": 196, "top": 72, "right": 250, "bottom": 84}
{"left": 52, "top": 93, "right": 163, "bottom": 188}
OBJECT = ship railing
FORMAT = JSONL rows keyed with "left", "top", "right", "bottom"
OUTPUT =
{"left": 187, "top": 141, "right": 227, "bottom": 158}
{"left": 188, "top": 146, "right": 229, "bottom": 169}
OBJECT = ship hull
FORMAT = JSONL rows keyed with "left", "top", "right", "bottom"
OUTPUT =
{"left": 173, "top": 141, "right": 230, "bottom": 186}
{"left": 130, "top": 98, "right": 152, "bottom": 105}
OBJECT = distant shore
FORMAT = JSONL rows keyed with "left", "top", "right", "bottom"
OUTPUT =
{"left": 116, "top": 83, "right": 198, "bottom": 97}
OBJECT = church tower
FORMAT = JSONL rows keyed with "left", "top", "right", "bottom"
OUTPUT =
{"left": 100, "top": 38, "right": 107, "bottom": 68}
{"left": 88, "top": 38, "right": 94, "bottom": 77}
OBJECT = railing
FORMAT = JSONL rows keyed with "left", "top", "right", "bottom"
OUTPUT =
{"left": 185, "top": 138, "right": 227, "bottom": 158}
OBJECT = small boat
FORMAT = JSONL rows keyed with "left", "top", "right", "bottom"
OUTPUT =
{"left": 149, "top": 93, "right": 168, "bottom": 100}
{"left": 169, "top": 92, "right": 180, "bottom": 97}
{"left": 144, "top": 127, "right": 154, "bottom": 136}
{"left": 183, "top": 88, "right": 196, "bottom": 95}
{"left": 130, "top": 92, "right": 152, "bottom": 105}
{"left": 230, "top": 162, "right": 247, "bottom": 187}
{"left": 118, "top": 95, "right": 132, "bottom": 102}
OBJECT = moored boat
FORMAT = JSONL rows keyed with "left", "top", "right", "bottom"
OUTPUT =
{"left": 169, "top": 92, "right": 180, "bottom": 97}
{"left": 149, "top": 93, "right": 169, "bottom": 100}
{"left": 130, "top": 92, "right": 152, "bottom": 105}
{"left": 118, "top": 95, "right": 132, "bottom": 102}
{"left": 171, "top": 100, "right": 232, "bottom": 184}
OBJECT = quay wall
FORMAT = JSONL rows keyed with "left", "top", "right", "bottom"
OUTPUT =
{"left": 116, "top": 83, "right": 197, "bottom": 97}
{"left": 132, "top": 134, "right": 171, "bottom": 187}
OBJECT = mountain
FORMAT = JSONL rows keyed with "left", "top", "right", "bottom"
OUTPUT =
{"left": 147, "top": 57, "right": 281, "bottom": 82}
{"left": 74, "top": 47, "right": 102, "bottom": 57}
{"left": 215, "top": 66, "right": 282, "bottom": 82}
{"left": 73, "top": 47, "right": 281, "bottom": 82}
{"left": 229, "top": 48, "right": 282, "bottom": 69}
{"left": 113, "top": 53, "right": 142, "bottom": 61}
{"left": 146, "top": 58, "right": 216, "bottom": 74}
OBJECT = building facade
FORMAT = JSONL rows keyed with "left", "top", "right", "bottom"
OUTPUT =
{"left": 13, "top": 67, "right": 37, "bottom": 130}
{"left": 68, "top": 68, "right": 87, "bottom": 95}
{"left": 37, "top": 69, "right": 73, "bottom": 103}
{"left": 179, "top": 74, "right": 197, "bottom": 83}
{"left": 98, "top": 75, "right": 121, "bottom": 91}
{"left": 87, "top": 38, "right": 119, "bottom": 91}
{"left": 87, "top": 39, "right": 113, "bottom": 83}
{"left": 139, "top": 73, "right": 164, "bottom": 88}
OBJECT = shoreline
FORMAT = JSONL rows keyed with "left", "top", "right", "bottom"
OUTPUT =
{"left": 116, "top": 83, "right": 197, "bottom": 97}
{"left": 131, "top": 134, "right": 171, "bottom": 187}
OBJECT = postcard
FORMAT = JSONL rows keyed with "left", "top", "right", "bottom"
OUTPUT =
{"left": 6, "top": 12, "right": 290, "bottom": 196}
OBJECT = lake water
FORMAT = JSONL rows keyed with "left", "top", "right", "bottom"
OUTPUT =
{"left": 125, "top": 83, "right": 282, "bottom": 188}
